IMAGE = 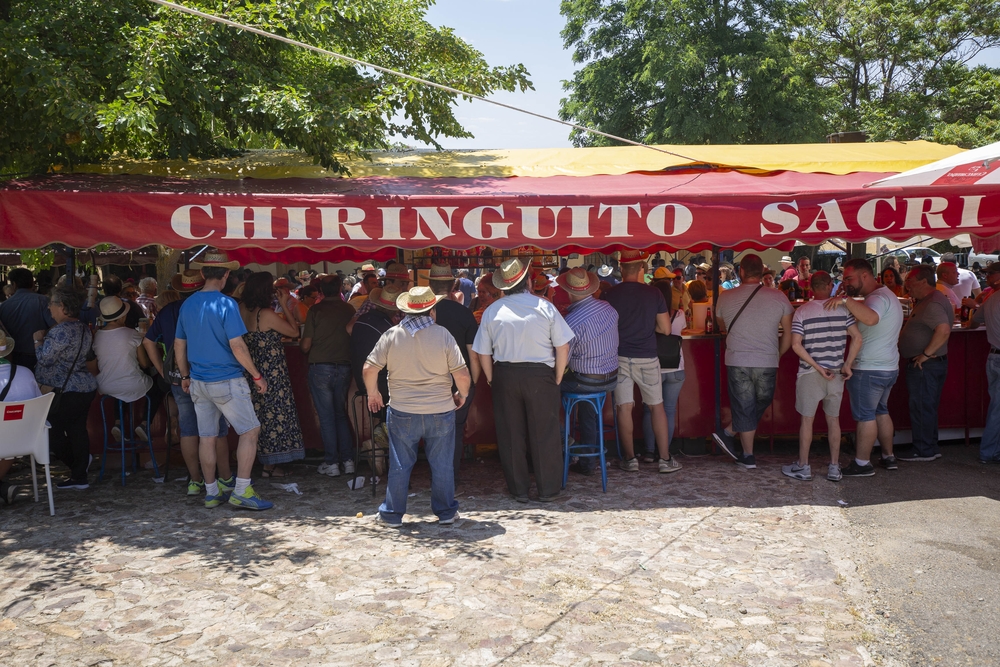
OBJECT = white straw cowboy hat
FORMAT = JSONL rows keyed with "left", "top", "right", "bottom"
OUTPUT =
{"left": 493, "top": 258, "right": 531, "bottom": 291}
{"left": 0, "top": 331, "right": 14, "bottom": 359}
{"left": 396, "top": 286, "right": 445, "bottom": 314}
{"left": 555, "top": 267, "right": 600, "bottom": 297}
{"left": 427, "top": 264, "right": 455, "bottom": 281}
{"left": 98, "top": 296, "right": 130, "bottom": 323}
{"left": 619, "top": 249, "right": 650, "bottom": 264}
{"left": 191, "top": 249, "right": 239, "bottom": 270}
{"left": 171, "top": 269, "right": 205, "bottom": 293}
{"left": 597, "top": 264, "right": 613, "bottom": 277}
{"left": 370, "top": 285, "right": 402, "bottom": 312}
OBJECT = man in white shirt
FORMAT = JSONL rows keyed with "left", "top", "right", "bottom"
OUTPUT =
{"left": 473, "top": 258, "right": 574, "bottom": 502}
{"left": 940, "top": 253, "right": 982, "bottom": 300}
{"left": 0, "top": 330, "right": 42, "bottom": 505}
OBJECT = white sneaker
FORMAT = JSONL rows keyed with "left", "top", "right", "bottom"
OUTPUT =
{"left": 342, "top": 460, "right": 355, "bottom": 474}
{"left": 439, "top": 511, "right": 459, "bottom": 525}
{"left": 318, "top": 463, "right": 341, "bottom": 477}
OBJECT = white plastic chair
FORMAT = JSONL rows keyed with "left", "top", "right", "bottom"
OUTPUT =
{"left": 0, "top": 393, "right": 56, "bottom": 516}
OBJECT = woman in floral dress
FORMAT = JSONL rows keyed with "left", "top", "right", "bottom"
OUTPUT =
{"left": 239, "top": 272, "right": 304, "bottom": 476}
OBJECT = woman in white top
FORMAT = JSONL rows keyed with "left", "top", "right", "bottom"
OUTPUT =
{"left": 640, "top": 281, "right": 686, "bottom": 462}
{"left": 0, "top": 329, "right": 42, "bottom": 504}
{"left": 93, "top": 297, "right": 163, "bottom": 441}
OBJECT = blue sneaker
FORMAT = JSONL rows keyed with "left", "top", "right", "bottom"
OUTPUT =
{"left": 204, "top": 491, "right": 229, "bottom": 508}
{"left": 217, "top": 476, "right": 235, "bottom": 494}
{"left": 228, "top": 484, "right": 273, "bottom": 511}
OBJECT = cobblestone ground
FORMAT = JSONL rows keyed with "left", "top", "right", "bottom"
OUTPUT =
{"left": 0, "top": 453, "right": 903, "bottom": 666}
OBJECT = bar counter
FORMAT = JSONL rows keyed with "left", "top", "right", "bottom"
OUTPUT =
{"left": 85, "top": 326, "right": 990, "bottom": 459}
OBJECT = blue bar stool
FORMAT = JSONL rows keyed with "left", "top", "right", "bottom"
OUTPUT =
{"left": 562, "top": 392, "right": 609, "bottom": 492}
{"left": 99, "top": 394, "right": 159, "bottom": 486}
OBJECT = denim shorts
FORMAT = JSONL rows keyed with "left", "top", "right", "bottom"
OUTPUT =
{"left": 170, "top": 384, "right": 228, "bottom": 439}
{"left": 190, "top": 377, "right": 260, "bottom": 437}
{"left": 846, "top": 369, "right": 898, "bottom": 422}
{"left": 614, "top": 356, "right": 663, "bottom": 406}
{"left": 728, "top": 366, "right": 777, "bottom": 433}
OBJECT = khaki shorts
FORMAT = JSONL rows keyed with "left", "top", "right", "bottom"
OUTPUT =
{"left": 795, "top": 370, "right": 845, "bottom": 418}
{"left": 614, "top": 356, "right": 663, "bottom": 406}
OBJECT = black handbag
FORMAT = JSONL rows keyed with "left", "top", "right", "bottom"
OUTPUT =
{"left": 47, "top": 324, "right": 86, "bottom": 417}
{"left": 655, "top": 310, "right": 683, "bottom": 369}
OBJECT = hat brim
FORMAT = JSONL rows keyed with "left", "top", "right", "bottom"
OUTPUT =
{"left": 493, "top": 263, "right": 531, "bottom": 291}
{"left": 396, "top": 293, "right": 445, "bottom": 314}
{"left": 191, "top": 260, "right": 239, "bottom": 271}
{"left": 0, "top": 335, "right": 14, "bottom": 358}
{"left": 99, "top": 300, "right": 130, "bottom": 323}
{"left": 597, "top": 267, "right": 613, "bottom": 277}
{"left": 427, "top": 274, "right": 455, "bottom": 281}
{"left": 555, "top": 271, "right": 600, "bottom": 297}
{"left": 171, "top": 274, "right": 205, "bottom": 293}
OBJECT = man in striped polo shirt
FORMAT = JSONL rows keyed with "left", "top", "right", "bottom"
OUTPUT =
{"left": 783, "top": 271, "right": 863, "bottom": 482}
{"left": 556, "top": 268, "right": 620, "bottom": 476}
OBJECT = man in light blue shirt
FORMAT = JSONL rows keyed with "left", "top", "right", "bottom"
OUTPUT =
{"left": 473, "top": 258, "right": 574, "bottom": 502}
{"left": 175, "top": 250, "right": 272, "bottom": 511}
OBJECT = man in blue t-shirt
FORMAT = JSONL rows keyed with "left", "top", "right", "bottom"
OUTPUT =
{"left": 175, "top": 250, "right": 272, "bottom": 511}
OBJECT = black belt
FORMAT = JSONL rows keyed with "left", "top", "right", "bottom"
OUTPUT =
{"left": 572, "top": 371, "right": 618, "bottom": 381}
{"left": 991, "top": 347, "right": 1000, "bottom": 355}
{"left": 309, "top": 362, "right": 351, "bottom": 366}
{"left": 912, "top": 355, "right": 947, "bottom": 362}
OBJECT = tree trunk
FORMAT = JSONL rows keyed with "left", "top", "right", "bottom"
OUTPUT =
{"left": 156, "top": 246, "right": 182, "bottom": 291}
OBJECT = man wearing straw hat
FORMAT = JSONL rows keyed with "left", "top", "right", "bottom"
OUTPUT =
{"left": 363, "top": 286, "right": 470, "bottom": 526}
{"left": 427, "top": 264, "right": 481, "bottom": 484}
{"left": 473, "top": 258, "right": 575, "bottom": 502}
{"left": 144, "top": 270, "right": 232, "bottom": 497}
{"left": 556, "top": 268, "right": 620, "bottom": 476}
{"left": 604, "top": 250, "right": 681, "bottom": 472}
{"left": 175, "top": 250, "right": 273, "bottom": 511}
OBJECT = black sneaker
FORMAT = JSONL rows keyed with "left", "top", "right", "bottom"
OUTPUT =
{"left": 735, "top": 453, "right": 756, "bottom": 469}
{"left": 0, "top": 481, "right": 18, "bottom": 504}
{"left": 896, "top": 451, "right": 941, "bottom": 462}
{"left": 712, "top": 431, "right": 739, "bottom": 460}
{"left": 878, "top": 455, "right": 898, "bottom": 470}
{"left": 841, "top": 461, "right": 875, "bottom": 477}
{"left": 56, "top": 478, "right": 89, "bottom": 490}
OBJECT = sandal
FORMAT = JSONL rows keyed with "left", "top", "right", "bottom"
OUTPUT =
{"left": 261, "top": 466, "right": 287, "bottom": 478}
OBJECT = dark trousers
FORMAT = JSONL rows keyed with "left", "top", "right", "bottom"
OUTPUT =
{"left": 453, "top": 382, "right": 476, "bottom": 481}
{"left": 906, "top": 357, "right": 948, "bottom": 456}
{"left": 50, "top": 390, "right": 96, "bottom": 481}
{"left": 492, "top": 363, "right": 562, "bottom": 498}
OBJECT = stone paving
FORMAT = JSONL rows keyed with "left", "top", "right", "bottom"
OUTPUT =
{"left": 0, "top": 453, "right": 903, "bottom": 666}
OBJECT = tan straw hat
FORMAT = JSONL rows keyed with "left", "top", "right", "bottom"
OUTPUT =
{"left": 99, "top": 296, "right": 130, "bottom": 323}
{"left": 619, "top": 249, "right": 650, "bottom": 264}
{"left": 0, "top": 330, "right": 14, "bottom": 359}
{"left": 385, "top": 265, "right": 411, "bottom": 282}
{"left": 396, "top": 286, "right": 445, "bottom": 314}
{"left": 171, "top": 269, "right": 205, "bottom": 293}
{"left": 493, "top": 258, "right": 530, "bottom": 291}
{"left": 427, "top": 264, "right": 455, "bottom": 281}
{"left": 190, "top": 248, "right": 239, "bottom": 270}
{"left": 372, "top": 285, "right": 402, "bottom": 311}
{"left": 555, "top": 267, "right": 600, "bottom": 297}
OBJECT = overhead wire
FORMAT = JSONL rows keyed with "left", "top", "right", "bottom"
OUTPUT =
{"left": 144, "top": 0, "right": 700, "bottom": 162}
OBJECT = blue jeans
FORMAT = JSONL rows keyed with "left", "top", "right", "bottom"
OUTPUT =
{"left": 380, "top": 407, "right": 459, "bottom": 523}
{"left": 561, "top": 373, "right": 618, "bottom": 473}
{"left": 982, "top": 355, "right": 1000, "bottom": 462}
{"left": 642, "top": 370, "right": 686, "bottom": 455}
{"left": 905, "top": 357, "right": 948, "bottom": 457}
{"left": 847, "top": 369, "right": 898, "bottom": 422}
{"left": 307, "top": 363, "right": 353, "bottom": 464}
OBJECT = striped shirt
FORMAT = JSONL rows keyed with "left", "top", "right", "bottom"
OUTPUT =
{"left": 564, "top": 296, "right": 619, "bottom": 374}
{"left": 791, "top": 299, "right": 855, "bottom": 376}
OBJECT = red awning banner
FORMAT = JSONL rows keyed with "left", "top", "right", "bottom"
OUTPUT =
{"left": 3, "top": 172, "right": 999, "bottom": 253}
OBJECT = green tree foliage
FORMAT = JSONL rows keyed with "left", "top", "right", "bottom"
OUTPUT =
{"left": 0, "top": 0, "right": 532, "bottom": 176}
{"left": 558, "top": 0, "right": 831, "bottom": 146}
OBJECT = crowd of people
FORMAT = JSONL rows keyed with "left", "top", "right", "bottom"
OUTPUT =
{"left": 2, "top": 245, "right": 1000, "bottom": 520}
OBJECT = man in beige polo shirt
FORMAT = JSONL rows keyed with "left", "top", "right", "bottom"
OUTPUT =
{"left": 363, "top": 286, "right": 471, "bottom": 527}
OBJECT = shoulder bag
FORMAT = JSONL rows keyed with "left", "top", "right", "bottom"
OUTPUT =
{"left": 45, "top": 324, "right": 87, "bottom": 416}
{"left": 655, "top": 310, "right": 684, "bottom": 369}
{"left": 725, "top": 284, "right": 764, "bottom": 334}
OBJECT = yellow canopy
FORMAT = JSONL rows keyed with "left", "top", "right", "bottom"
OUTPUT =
{"left": 74, "top": 140, "right": 964, "bottom": 180}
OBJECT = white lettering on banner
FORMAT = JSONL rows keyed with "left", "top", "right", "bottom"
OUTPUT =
{"left": 761, "top": 201, "right": 800, "bottom": 236}
{"left": 318, "top": 207, "right": 370, "bottom": 240}
{"left": 599, "top": 203, "right": 640, "bottom": 237}
{"left": 566, "top": 205, "right": 594, "bottom": 238}
{"left": 646, "top": 203, "right": 693, "bottom": 237}
{"left": 284, "top": 207, "right": 309, "bottom": 240}
{"left": 170, "top": 204, "right": 214, "bottom": 240}
{"left": 412, "top": 207, "right": 457, "bottom": 241}
{"left": 464, "top": 205, "right": 511, "bottom": 241}
{"left": 222, "top": 206, "right": 276, "bottom": 240}
{"left": 902, "top": 197, "right": 950, "bottom": 230}
{"left": 803, "top": 199, "right": 850, "bottom": 235}
{"left": 379, "top": 207, "right": 405, "bottom": 241}
{"left": 959, "top": 196, "right": 985, "bottom": 228}
{"left": 857, "top": 198, "right": 896, "bottom": 232}
{"left": 519, "top": 206, "right": 558, "bottom": 240}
